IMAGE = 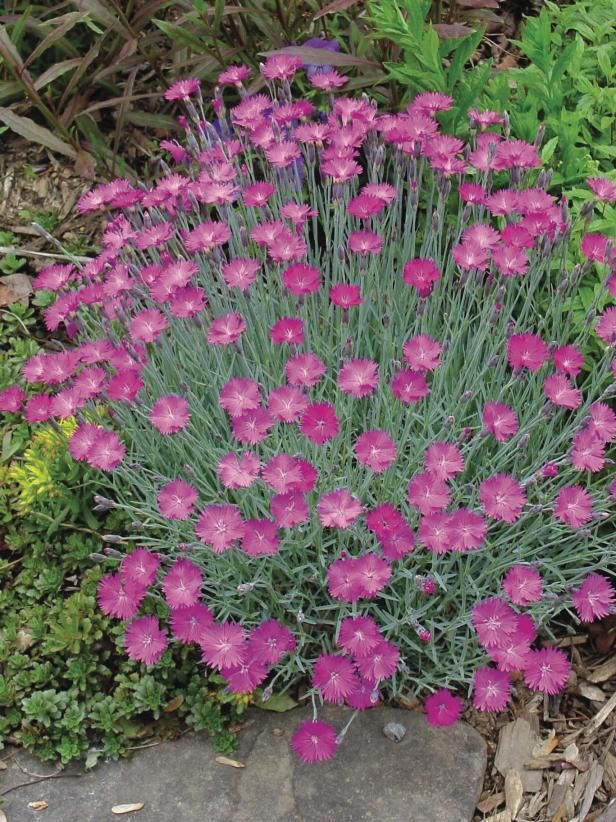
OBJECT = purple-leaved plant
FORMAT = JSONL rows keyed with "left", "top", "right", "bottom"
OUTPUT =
{"left": 2, "top": 58, "right": 615, "bottom": 763}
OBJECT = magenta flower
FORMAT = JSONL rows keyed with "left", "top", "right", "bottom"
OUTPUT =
{"left": 318, "top": 488, "right": 364, "bottom": 529}
{"left": 418, "top": 512, "right": 455, "bottom": 554}
{"left": 329, "top": 283, "right": 363, "bottom": 308}
{"left": 222, "top": 258, "right": 260, "bottom": 292}
{"left": 544, "top": 374, "right": 582, "bottom": 410}
{"left": 571, "top": 430, "right": 605, "bottom": 473}
{"left": 243, "top": 181, "right": 275, "bottom": 207}
{"left": 338, "top": 359, "right": 379, "bottom": 398}
{"left": 596, "top": 307, "right": 616, "bottom": 344}
{"left": 121, "top": 547, "right": 160, "bottom": 588}
{"left": 291, "top": 720, "right": 337, "bottom": 763}
{"left": 240, "top": 518, "right": 280, "bottom": 556}
{"left": 170, "top": 603, "right": 214, "bottom": 644}
{"left": 346, "top": 679, "right": 380, "bottom": 710}
{"left": 480, "top": 473, "right": 526, "bottom": 523}
{"left": 200, "top": 621, "right": 247, "bottom": 670}
{"left": 507, "top": 332, "right": 549, "bottom": 372}
{"left": 471, "top": 597, "right": 519, "bottom": 649}
{"left": 403, "top": 258, "right": 441, "bottom": 297}
{"left": 250, "top": 619, "right": 296, "bottom": 665}
{"left": 285, "top": 352, "right": 326, "bottom": 388}
{"left": 472, "top": 667, "right": 511, "bottom": 711}
{"left": 162, "top": 558, "right": 203, "bottom": 610}
{"left": 270, "top": 316, "right": 304, "bottom": 345}
{"left": 571, "top": 573, "right": 614, "bottom": 622}
{"left": 312, "top": 654, "right": 358, "bottom": 703}
{"left": 24, "top": 393, "right": 52, "bottom": 423}
{"left": 218, "top": 64, "right": 251, "bottom": 86}
{"left": 107, "top": 369, "right": 143, "bottom": 403}
{"left": 121, "top": 618, "right": 167, "bottom": 671}
{"left": 231, "top": 408, "right": 274, "bottom": 444}
{"left": 263, "top": 454, "right": 303, "bottom": 494}
{"left": 354, "top": 430, "right": 397, "bottom": 473}
{"left": 223, "top": 660, "right": 268, "bottom": 694}
{"left": 424, "top": 688, "right": 463, "bottom": 727}
{"left": 390, "top": 369, "right": 430, "bottom": 404}
{"left": 217, "top": 452, "right": 260, "bottom": 489}
{"left": 587, "top": 176, "right": 616, "bottom": 202}
{"left": 184, "top": 220, "right": 230, "bottom": 253}
{"left": 98, "top": 573, "right": 145, "bottom": 620}
{"left": 588, "top": 402, "right": 616, "bottom": 443}
{"left": 150, "top": 395, "right": 190, "bottom": 435}
{"left": 502, "top": 565, "right": 543, "bottom": 605}
{"left": 554, "top": 485, "right": 593, "bottom": 529}
{"left": 482, "top": 402, "right": 519, "bottom": 442}
{"left": 449, "top": 508, "right": 487, "bottom": 552}
{"left": 487, "top": 635, "right": 532, "bottom": 673}
{"left": 282, "top": 263, "right": 321, "bottom": 296}
{"left": 424, "top": 442, "right": 464, "bottom": 481}
{"left": 301, "top": 402, "right": 339, "bottom": 444}
{"left": 553, "top": 344, "right": 584, "bottom": 377}
{"left": 271, "top": 490, "right": 310, "bottom": 528}
{"left": 523, "top": 648, "right": 571, "bottom": 695}
{"left": 380, "top": 522, "right": 416, "bottom": 560}
{"left": 337, "top": 615, "right": 382, "bottom": 658}
{"left": 262, "top": 54, "right": 303, "bottom": 81}
{"left": 164, "top": 77, "right": 200, "bottom": 101}
{"left": 207, "top": 312, "right": 247, "bottom": 346}
{"left": 69, "top": 423, "right": 100, "bottom": 461}
{"left": 158, "top": 479, "right": 198, "bottom": 520}
{"left": 219, "top": 377, "right": 261, "bottom": 419}
{"left": 196, "top": 504, "right": 245, "bottom": 553}
{"left": 348, "top": 230, "right": 383, "bottom": 256}
{"left": 86, "top": 429, "right": 126, "bottom": 471}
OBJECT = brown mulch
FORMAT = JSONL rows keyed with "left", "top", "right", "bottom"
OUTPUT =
{"left": 470, "top": 618, "right": 616, "bottom": 821}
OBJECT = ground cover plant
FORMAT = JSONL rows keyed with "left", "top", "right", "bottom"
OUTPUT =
{"left": 2, "top": 56, "right": 615, "bottom": 765}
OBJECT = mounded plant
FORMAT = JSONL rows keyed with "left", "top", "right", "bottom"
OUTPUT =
{"left": 2, "top": 57, "right": 615, "bottom": 763}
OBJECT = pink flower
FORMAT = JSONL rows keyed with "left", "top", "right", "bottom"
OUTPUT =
{"left": 291, "top": 720, "right": 337, "bottom": 763}
{"left": 571, "top": 573, "right": 614, "bottom": 622}
{"left": 507, "top": 333, "right": 549, "bottom": 372}
{"left": 354, "top": 430, "right": 397, "bottom": 473}
{"left": 262, "top": 54, "right": 303, "bottom": 81}
{"left": 366, "top": 503, "right": 405, "bottom": 538}
{"left": 493, "top": 245, "right": 529, "bottom": 277}
{"left": 424, "top": 688, "right": 463, "bottom": 727}
{"left": 32, "top": 263, "right": 75, "bottom": 291}
{"left": 0, "top": 385, "right": 24, "bottom": 413}
{"left": 449, "top": 508, "right": 487, "bottom": 552}
{"left": 347, "top": 194, "right": 384, "bottom": 219}
{"left": 271, "top": 490, "right": 309, "bottom": 528}
{"left": 98, "top": 573, "right": 145, "bottom": 619}
{"left": 403, "top": 335, "right": 443, "bottom": 372}
{"left": 107, "top": 369, "right": 143, "bottom": 403}
{"left": 418, "top": 512, "right": 455, "bottom": 554}
{"left": 69, "top": 423, "right": 100, "bottom": 461}
{"left": 588, "top": 402, "right": 616, "bottom": 442}
{"left": 162, "top": 558, "right": 202, "bottom": 609}
{"left": 268, "top": 386, "right": 308, "bottom": 423}
{"left": 390, "top": 369, "right": 430, "bottom": 404}
{"left": 321, "top": 156, "right": 362, "bottom": 183}
{"left": 581, "top": 233, "right": 612, "bottom": 263}
{"left": 458, "top": 183, "right": 486, "bottom": 204}
{"left": 217, "top": 452, "right": 260, "bottom": 489}
{"left": 207, "top": 312, "right": 247, "bottom": 346}
{"left": 24, "top": 394, "right": 52, "bottom": 423}
{"left": 544, "top": 374, "right": 582, "bottom": 410}
{"left": 338, "top": 358, "right": 379, "bottom": 397}
{"left": 218, "top": 64, "right": 251, "bottom": 86}
{"left": 596, "top": 307, "right": 616, "bottom": 344}
{"left": 301, "top": 402, "right": 339, "bottom": 444}
{"left": 482, "top": 402, "right": 519, "bottom": 442}
{"left": 232, "top": 408, "right": 274, "bottom": 444}
{"left": 380, "top": 522, "right": 416, "bottom": 560}
{"left": 354, "top": 554, "right": 392, "bottom": 597}
{"left": 87, "top": 429, "right": 126, "bottom": 471}
{"left": 240, "top": 518, "right": 280, "bottom": 556}
{"left": 310, "top": 69, "right": 348, "bottom": 90}
{"left": 219, "top": 378, "right": 261, "bottom": 419}
{"left": 452, "top": 242, "right": 489, "bottom": 271}
{"left": 170, "top": 603, "right": 214, "bottom": 644}
{"left": 409, "top": 91, "right": 453, "bottom": 116}
{"left": 262, "top": 454, "right": 303, "bottom": 494}
{"left": 523, "top": 648, "right": 571, "bottom": 695}
{"left": 124, "top": 616, "right": 168, "bottom": 666}
{"left": 408, "top": 472, "right": 450, "bottom": 516}
{"left": 553, "top": 345, "right": 584, "bottom": 378}
{"left": 282, "top": 263, "right": 321, "bottom": 296}
{"left": 571, "top": 430, "right": 605, "bottom": 473}
{"left": 196, "top": 504, "right": 245, "bottom": 552}
{"left": 270, "top": 317, "right": 304, "bottom": 345}
{"left": 480, "top": 474, "right": 526, "bottom": 523}
{"left": 346, "top": 679, "right": 380, "bottom": 710}
{"left": 493, "top": 139, "right": 539, "bottom": 170}
{"left": 158, "top": 479, "right": 198, "bottom": 520}
{"left": 312, "top": 654, "right": 358, "bottom": 702}
{"left": 463, "top": 223, "right": 500, "bottom": 251}
{"left": 354, "top": 640, "right": 400, "bottom": 683}
{"left": 200, "top": 622, "right": 247, "bottom": 670}
{"left": 329, "top": 283, "right": 363, "bottom": 308}
{"left": 285, "top": 352, "right": 326, "bottom": 388}
{"left": 149, "top": 395, "right": 190, "bottom": 435}
{"left": 587, "top": 176, "right": 616, "bottom": 202}
{"left": 164, "top": 77, "right": 200, "bottom": 101}
{"left": 250, "top": 619, "right": 295, "bottom": 665}
{"left": 424, "top": 442, "right": 464, "bottom": 481}
{"left": 223, "top": 660, "right": 268, "bottom": 694}
{"left": 502, "top": 565, "right": 543, "bottom": 605}
{"left": 472, "top": 597, "right": 519, "bottom": 648}
{"left": 222, "top": 258, "right": 260, "bottom": 292}
{"left": 402, "top": 258, "right": 441, "bottom": 297}
{"left": 487, "top": 632, "right": 532, "bottom": 674}
{"left": 348, "top": 230, "right": 383, "bottom": 255}
{"left": 337, "top": 615, "right": 382, "bottom": 658}
{"left": 472, "top": 667, "right": 511, "bottom": 711}
{"left": 184, "top": 220, "right": 230, "bottom": 253}
{"left": 318, "top": 488, "right": 364, "bottom": 529}
{"left": 121, "top": 547, "right": 160, "bottom": 588}
{"left": 554, "top": 485, "right": 593, "bottom": 529}
{"left": 243, "top": 181, "right": 275, "bottom": 207}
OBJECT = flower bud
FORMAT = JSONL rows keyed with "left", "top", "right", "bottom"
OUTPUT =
{"left": 102, "top": 534, "right": 125, "bottom": 544}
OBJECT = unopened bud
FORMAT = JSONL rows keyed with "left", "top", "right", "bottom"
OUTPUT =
{"left": 102, "top": 534, "right": 125, "bottom": 544}
{"left": 237, "top": 582, "right": 255, "bottom": 593}
{"left": 89, "top": 553, "right": 108, "bottom": 562}
{"left": 261, "top": 685, "right": 273, "bottom": 702}
{"left": 104, "top": 546, "right": 123, "bottom": 558}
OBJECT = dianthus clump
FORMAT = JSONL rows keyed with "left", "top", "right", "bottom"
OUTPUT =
{"left": 3, "top": 55, "right": 615, "bottom": 763}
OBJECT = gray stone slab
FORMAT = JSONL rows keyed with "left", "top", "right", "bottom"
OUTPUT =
{"left": 1, "top": 706, "right": 486, "bottom": 822}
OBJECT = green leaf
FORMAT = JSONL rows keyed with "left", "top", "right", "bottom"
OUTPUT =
{"left": 0, "top": 108, "right": 76, "bottom": 159}
{"left": 253, "top": 690, "right": 297, "bottom": 712}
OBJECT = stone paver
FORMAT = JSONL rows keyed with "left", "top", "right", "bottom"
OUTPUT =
{"left": 1, "top": 706, "right": 486, "bottom": 822}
